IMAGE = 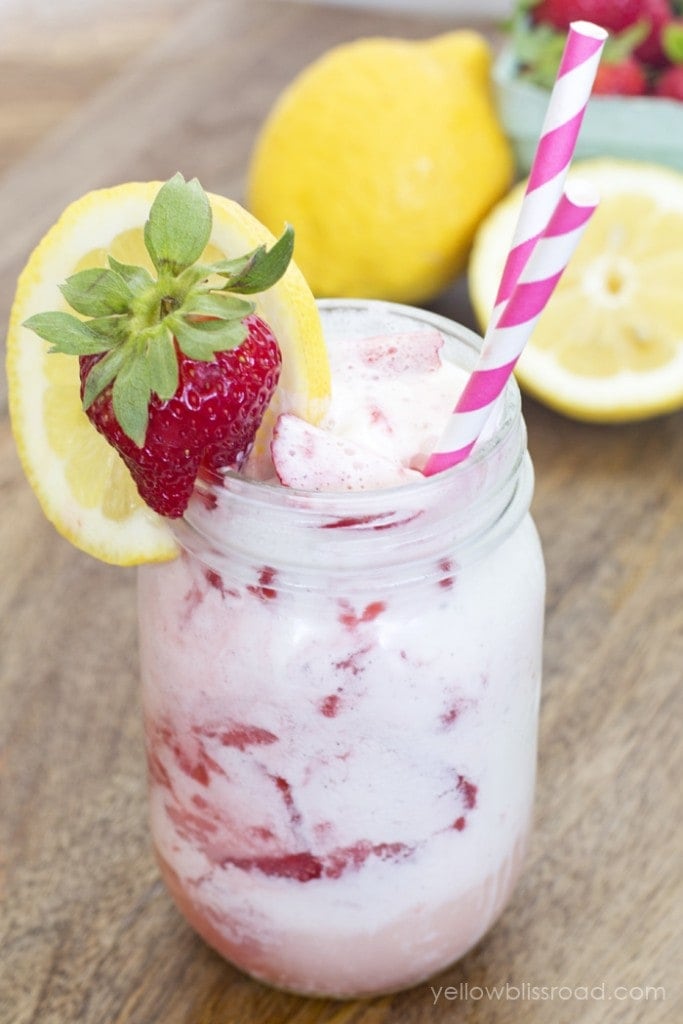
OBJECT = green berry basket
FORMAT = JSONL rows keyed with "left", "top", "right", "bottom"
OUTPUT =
{"left": 493, "top": 45, "right": 683, "bottom": 176}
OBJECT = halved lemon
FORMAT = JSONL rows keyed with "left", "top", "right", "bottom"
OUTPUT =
{"left": 6, "top": 182, "right": 329, "bottom": 566}
{"left": 468, "top": 159, "right": 683, "bottom": 422}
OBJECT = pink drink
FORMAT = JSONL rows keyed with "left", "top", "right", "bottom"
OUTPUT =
{"left": 138, "top": 300, "right": 545, "bottom": 998}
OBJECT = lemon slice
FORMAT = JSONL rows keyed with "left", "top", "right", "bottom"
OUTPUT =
{"left": 7, "top": 182, "right": 329, "bottom": 566}
{"left": 468, "top": 159, "right": 683, "bottom": 421}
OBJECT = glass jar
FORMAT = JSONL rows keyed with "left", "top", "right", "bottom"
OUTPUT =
{"left": 137, "top": 300, "right": 545, "bottom": 999}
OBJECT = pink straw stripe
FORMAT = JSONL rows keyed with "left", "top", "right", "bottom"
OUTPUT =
{"left": 424, "top": 182, "right": 599, "bottom": 476}
{"left": 426, "top": 445, "right": 474, "bottom": 476}
{"left": 495, "top": 202, "right": 590, "bottom": 308}
{"left": 526, "top": 110, "right": 585, "bottom": 191}
{"left": 492, "top": 22, "right": 606, "bottom": 308}
{"left": 557, "top": 23, "right": 605, "bottom": 74}
{"left": 455, "top": 361, "right": 518, "bottom": 413}
{"left": 423, "top": 23, "right": 605, "bottom": 477}
{"left": 543, "top": 196, "right": 595, "bottom": 236}
{"left": 495, "top": 237, "right": 537, "bottom": 308}
{"left": 496, "top": 271, "right": 563, "bottom": 329}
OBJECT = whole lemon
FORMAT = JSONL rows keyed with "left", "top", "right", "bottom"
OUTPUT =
{"left": 247, "top": 32, "right": 514, "bottom": 304}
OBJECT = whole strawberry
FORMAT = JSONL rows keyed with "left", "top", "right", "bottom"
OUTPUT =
{"left": 25, "top": 174, "right": 293, "bottom": 517}
{"left": 654, "top": 63, "right": 683, "bottom": 97}
{"left": 593, "top": 55, "right": 648, "bottom": 94}
{"left": 531, "top": 0, "right": 642, "bottom": 32}
{"left": 634, "top": 0, "right": 674, "bottom": 66}
{"left": 79, "top": 314, "right": 281, "bottom": 516}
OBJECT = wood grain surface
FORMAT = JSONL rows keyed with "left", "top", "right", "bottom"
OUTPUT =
{"left": 0, "top": 2, "right": 681, "bottom": 1022}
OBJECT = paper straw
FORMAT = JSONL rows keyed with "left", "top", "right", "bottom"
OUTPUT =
{"left": 424, "top": 180, "right": 598, "bottom": 475}
{"left": 495, "top": 20, "right": 607, "bottom": 308}
{"left": 422, "top": 20, "right": 606, "bottom": 476}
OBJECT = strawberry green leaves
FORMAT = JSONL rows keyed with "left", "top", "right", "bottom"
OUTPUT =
{"left": 144, "top": 172, "right": 212, "bottom": 276}
{"left": 112, "top": 349, "right": 153, "bottom": 447}
{"left": 509, "top": 14, "right": 567, "bottom": 89}
{"left": 146, "top": 327, "right": 179, "bottom": 403}
{"left": 60, "top": 266, "right": 134, "bottom": 317}
{"left": 23, "top": 311, "right": 116, "bottom": 355}
{"left": 167, "top": 315, "right": 248, "bottom": 362}
{"left": 107, "top": 255, "right": 154, "bottom": 294}
{"left": 23, "top": 172, "right": 294, "bottom": 448}
{"left": 81, "top": 345, "right": 129, "bottom": 411}
{"left": 663, "top": 23, "right": 683, "bottom": 64}
{"left": 189, "top": 293, "right": 253, "bottom": 319}
{"left": 210, "top": 224, "right": 295, "bottom": 294}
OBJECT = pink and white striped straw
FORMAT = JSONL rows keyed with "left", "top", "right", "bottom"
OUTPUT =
{"left": 425, "top": 181, "right": 598, "bottom": 474}
{"left": 494, "top": 20, "right": 607, "bottom": 308}
{"left": 423, "top": 20, "right": 606, "bottom": 476}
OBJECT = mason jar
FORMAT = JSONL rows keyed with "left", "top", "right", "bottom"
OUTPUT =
{"left": 137, "top": 300, "right": 545, "bottom": 999}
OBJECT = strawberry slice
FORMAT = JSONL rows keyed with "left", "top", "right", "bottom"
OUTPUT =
{"left": 24, "top": 173, "right": 294, "bottom": 517}
{"left": 271, "top": 413, "right": 421, "bottom": 492}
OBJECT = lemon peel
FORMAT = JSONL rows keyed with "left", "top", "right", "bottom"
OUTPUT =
{"left": 247, "top": 32, "right": 514, "bottom": 305}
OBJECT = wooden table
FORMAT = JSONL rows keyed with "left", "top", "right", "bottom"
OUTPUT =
{"left": 1, "top": 2, "right": 680, "bottom": 1021}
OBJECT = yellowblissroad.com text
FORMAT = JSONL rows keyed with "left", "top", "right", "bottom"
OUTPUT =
{"left": 429, "top": 982, "right": 666, "bottom": 1005}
